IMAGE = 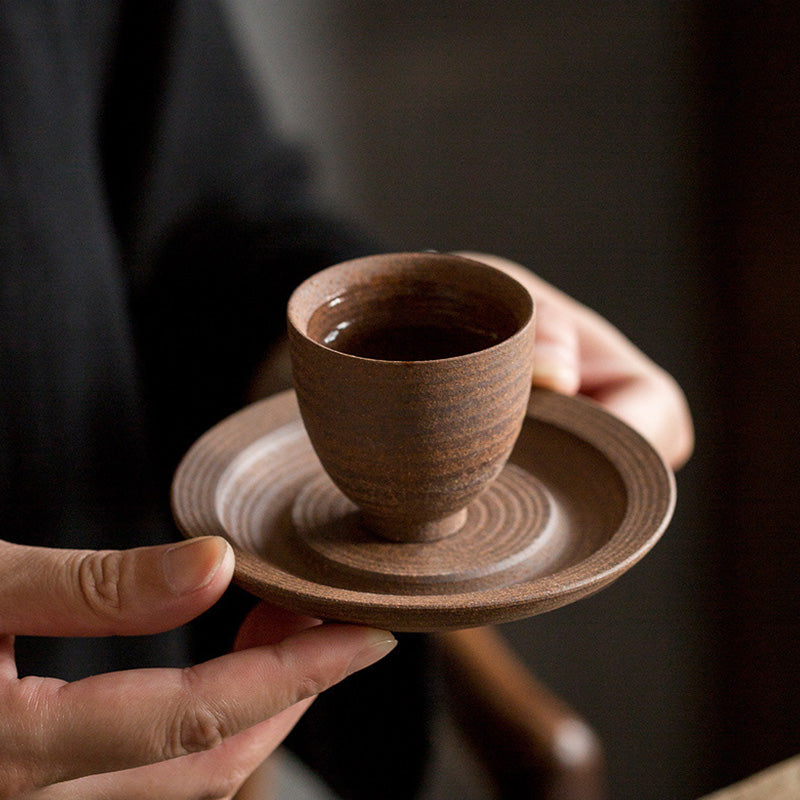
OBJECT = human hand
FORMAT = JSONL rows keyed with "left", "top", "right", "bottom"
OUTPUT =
{"left": 458, "top": 253, "right": 694, "bottom": 470}
{"left": 0, "top": 537, "right": 396, "bottom": 799}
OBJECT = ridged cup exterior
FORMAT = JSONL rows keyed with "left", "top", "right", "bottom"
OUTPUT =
{"left": 287, "top": 253, "right": 535, "bottom": 542}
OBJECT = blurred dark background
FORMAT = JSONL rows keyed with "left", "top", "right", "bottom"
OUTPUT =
{"left": 224, "top": 3, "right": 800, "bottom": 798}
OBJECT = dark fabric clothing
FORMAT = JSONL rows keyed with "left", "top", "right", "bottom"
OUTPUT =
{"left": 0, "top": 2, "right": 429, "bottom": 797}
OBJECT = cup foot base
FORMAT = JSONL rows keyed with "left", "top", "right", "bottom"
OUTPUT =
{"left": 361, "top": 508, "right": 468, "bottom": 542}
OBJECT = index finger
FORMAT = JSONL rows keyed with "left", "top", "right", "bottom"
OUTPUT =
{"left": 6, "top": 623, "right": 395, "bottom": 791}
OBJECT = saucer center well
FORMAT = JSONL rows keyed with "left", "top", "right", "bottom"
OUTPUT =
{"left": 291, "top": 465, "right": 564, "bottom": 590}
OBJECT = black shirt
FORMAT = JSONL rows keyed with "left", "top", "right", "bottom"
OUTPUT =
{"left": 1, "top": 0, "right": 367, "bottom": 667}
{"left": 0, "top": 2, "right": 428, "bottom": 797}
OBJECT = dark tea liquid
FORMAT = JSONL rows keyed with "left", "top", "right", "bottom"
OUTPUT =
{"left": 307, "top": 279, "right": 521, "bottom": 361}
{"left": 322, "top": 320, "right": 501, "bottom": 360}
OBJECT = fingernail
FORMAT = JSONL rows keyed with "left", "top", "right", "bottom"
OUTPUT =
{"left": 346, "top": 631, "right": 398, "bottom": 676}
{"left": 162, "top": 537, "right": 231, "bottom": 595}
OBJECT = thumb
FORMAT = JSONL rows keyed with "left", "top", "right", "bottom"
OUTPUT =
{"left": 531, "top": 298, "right": 581, "bottom": 395}
{"left": 0, "top": 536, "right": 234, "bottom": 637}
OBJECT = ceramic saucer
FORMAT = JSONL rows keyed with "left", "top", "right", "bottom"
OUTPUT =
{"left": 171, "top": 388, "right": 675, "bottom": 631}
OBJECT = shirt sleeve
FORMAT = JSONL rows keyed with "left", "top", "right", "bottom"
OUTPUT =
{"left": 102, "top": 0, "right": 376, "bottom": 469}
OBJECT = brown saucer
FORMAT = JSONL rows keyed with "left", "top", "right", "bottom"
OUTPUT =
{"left": 171, "top": 389, "right": 675, "bottom": 631}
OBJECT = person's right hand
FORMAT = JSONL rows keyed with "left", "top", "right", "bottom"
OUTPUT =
{"left": 0, "top": 536, "right": 396, "bottom": 799}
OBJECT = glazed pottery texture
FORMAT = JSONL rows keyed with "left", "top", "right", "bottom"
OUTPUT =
{"left": 286, "top": 252, "right": 535, "bottom": 542}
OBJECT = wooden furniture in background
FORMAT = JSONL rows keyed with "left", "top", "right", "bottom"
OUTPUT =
{"left": 438, "top": 625, "right": 606, "bottom": 800}
{"left": 698, "top": 755, "right": 800, "bottom": 800}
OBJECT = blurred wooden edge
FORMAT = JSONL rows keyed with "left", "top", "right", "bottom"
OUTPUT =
{"left": 697, "top": 755, "right": 800, "bottom": 800}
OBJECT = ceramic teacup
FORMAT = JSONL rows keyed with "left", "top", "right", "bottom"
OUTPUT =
{"left": 287, "top": 252, "right": 535, "bottom": 542}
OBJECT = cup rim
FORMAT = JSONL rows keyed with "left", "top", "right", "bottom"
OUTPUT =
{"left": 286, "top": 252, "right": 535, "bottom": 365}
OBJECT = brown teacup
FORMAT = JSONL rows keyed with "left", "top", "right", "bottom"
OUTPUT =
{"left": 287, "top": 252, "right": 535, "bottom": 542}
